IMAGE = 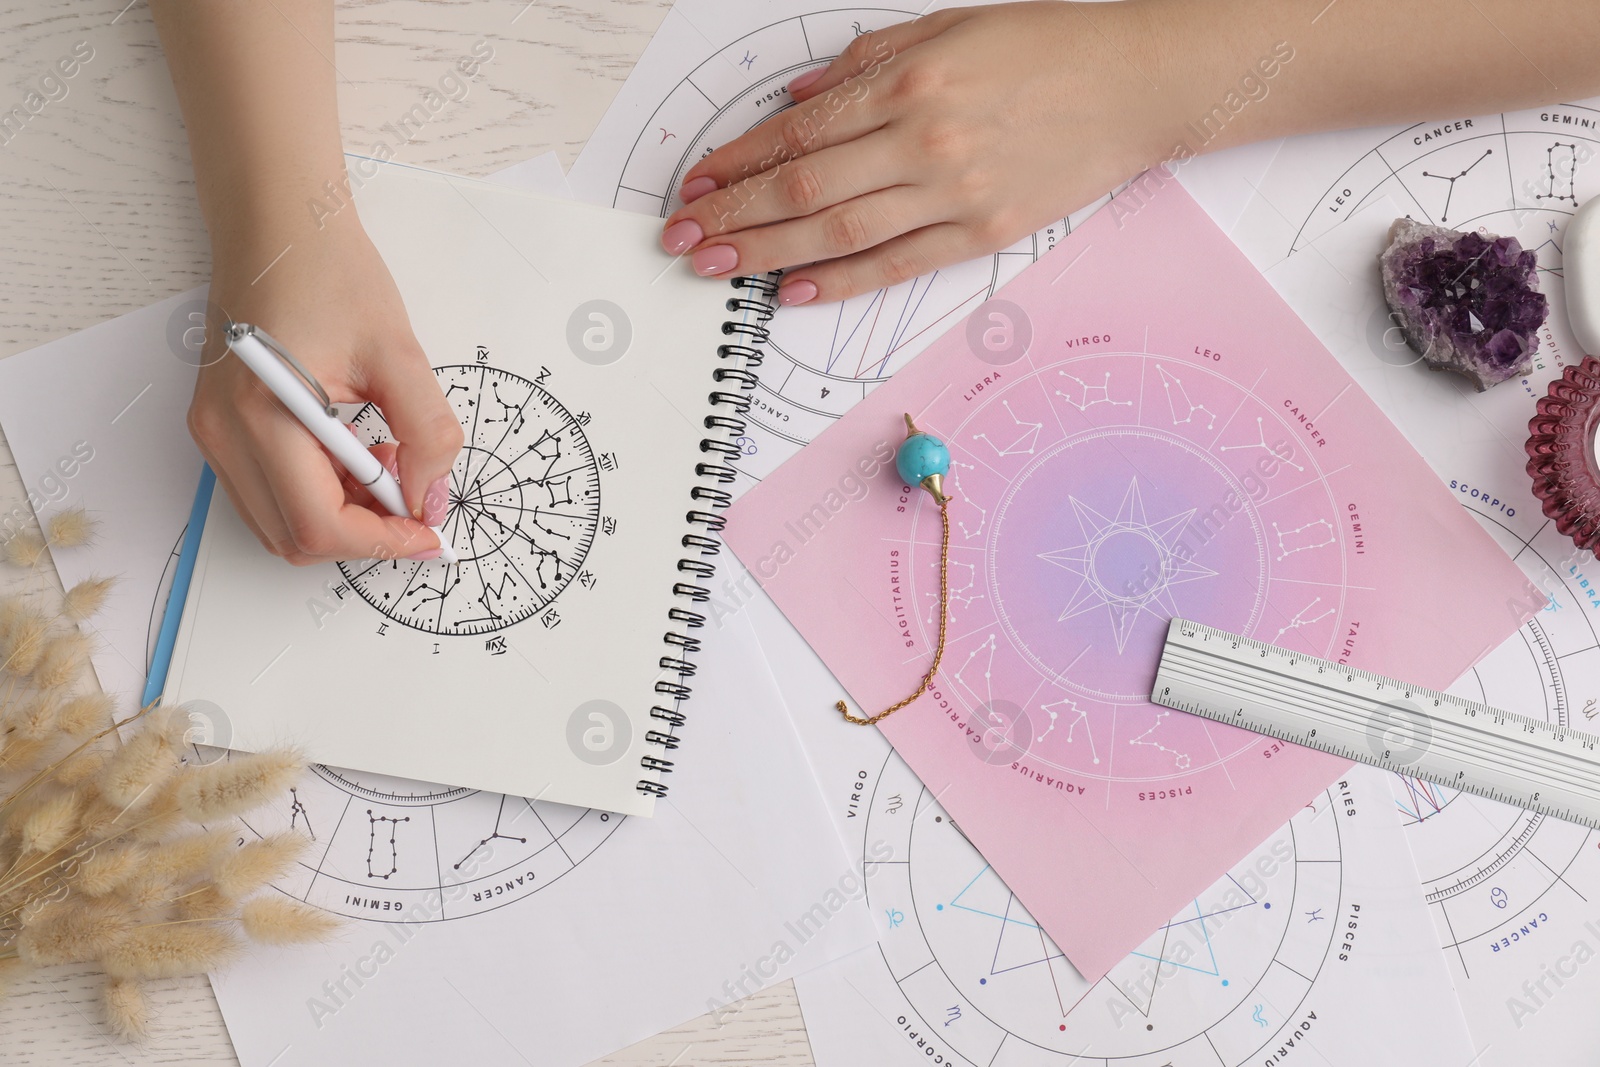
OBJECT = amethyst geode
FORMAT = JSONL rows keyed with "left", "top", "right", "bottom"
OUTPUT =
{"left": 1379, "top": 218, "right": 1549, "bottom": 391}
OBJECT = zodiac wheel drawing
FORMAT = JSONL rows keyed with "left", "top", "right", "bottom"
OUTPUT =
{"left": 864, "top": 752, "right": 1343, "bottom": 1064}
{"left": 605, "top": 7, "right": 1077, "bottom": 470}
{"left": 338, "top": 364, "right": 602, "bottom": 636}
{"left": 905, "top": 350, "right": 1348, "bottom": 781}
{"left": 1289, "top": 104, "right": 1598, "bottom": 259}
{"left": 223, "top": 761, "right": 624, "bottom": 922}
{"left": 1392, "top": 503, "right": 1599, "bottom": 969}
{"left": 1285, "top": 103, "right": 1600, "bottom": 372}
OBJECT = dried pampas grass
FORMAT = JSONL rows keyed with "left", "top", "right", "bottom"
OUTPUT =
{"left": 0, "top": 512, "right": 333, "bottom": 1041}
{"left": 2, "top": 533, "right": 46, "bottom": 569}
{"left": 174, "top": 748, "right": 302, "bottom": 823}
{"left": 103, "top": 977, "right": 148, "bottom": 1040}
{"left": 62, "top": 577, "right": 113, "bottom": 622}
{"left": 239, "top": 896, "right": 339, "bottom": 945}
{"left": 45, "top": 508, "right": 95, "bottom": 549}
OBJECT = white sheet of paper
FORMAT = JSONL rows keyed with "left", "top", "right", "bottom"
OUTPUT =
{"left": 1224, "top": 111, "right": 1600, "bottom": 1060}
{"left": 0, "top": 153, "right": 876, "bottom": 1067}
{"left": 161, "top": 161, "right": 743, "bottom": 815}
{"left": 209, "top": 605, "right": 877, "bottom": 1067}
{"left": 0, "top": 286, "right": 205, "bottom": 709}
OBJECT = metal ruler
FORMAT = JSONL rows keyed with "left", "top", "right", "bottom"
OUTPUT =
{"left": 1151, "top": 618, "right": 1600, "bottom": 830}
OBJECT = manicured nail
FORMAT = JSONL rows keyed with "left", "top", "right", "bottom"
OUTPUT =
{"left": 788, "top": 68, "right": 825, "bottom": 94}
{"left": 693, "top": 244, "right": 739, "bottom": 276}
{"left": 779, "top": 280, "right": 819, "bottom": 306}
{"left": 422, "top": 475, "right": 450, "bottom": 526}
{"left": 680, "top": 176, "right": 718, "bottom": 204}
{"left": 407, "top": 546, "right": 442, "bottom": 561}
{"left": 662, "top": 218, "right": 704, "bottom": 255}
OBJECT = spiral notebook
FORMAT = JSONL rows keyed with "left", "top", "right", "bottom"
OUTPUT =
{"left": 160, "top": 163, "right": 774, "bottom": 816}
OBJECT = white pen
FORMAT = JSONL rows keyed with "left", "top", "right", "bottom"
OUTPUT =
{"left": 223, "top": 322, "right": 459, "bottom": 565}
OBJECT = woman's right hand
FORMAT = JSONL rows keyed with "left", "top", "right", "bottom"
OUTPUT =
{"left": 191, "top": 222, "right": 463, "bottom": 567}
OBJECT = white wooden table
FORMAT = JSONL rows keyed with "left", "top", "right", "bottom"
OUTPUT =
{"left": 0, "top": 2, "right": 813, "bottom": 1062}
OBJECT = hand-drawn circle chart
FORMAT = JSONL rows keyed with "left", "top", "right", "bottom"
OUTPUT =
{"left": 339, "top": 364, "right": 602, "bottom": 635}
{"left": 864, "top": 752, "right": 1343, "bottom": 1064}
{"left": 1287, "top": 103, "right": 1600, "bottom": 366}
{"left": 907, "top": 351, "right": 1349, "bottom": 782}
{"left": 1391, "top": 502, "right": 1600, "bottom": 972}
{"left": 604, "top": 8, "right": 1073, "bottom": 471}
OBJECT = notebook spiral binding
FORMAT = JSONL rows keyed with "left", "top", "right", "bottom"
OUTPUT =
{"left": 637, "top": 272, "right": 779, "bottom": 797}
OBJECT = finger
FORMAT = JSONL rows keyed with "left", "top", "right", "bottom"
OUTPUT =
{"left": 253, "top": 412, "right": 442, "bottom": 565}
{"left": 351, "top": 336, "right": 463, "bottom": 520}
{"left": 690, "top": 186, "right": 939, "bottom": 280}
{"left": 777, "top": 221, "right": 986, "bottom": 305}
{"left": 665, "top": 137, "right": 908, "bottom": 250}
{"left": 785, "top": 13, "right": 961, "bottom": 105}
{"left": 670, "top": 81, "right": 888, "bottom": 205}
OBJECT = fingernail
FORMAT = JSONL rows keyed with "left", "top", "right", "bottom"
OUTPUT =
{"left": 680, "top": 176, "right": 718, "bottom": 204}
{"left": 693, "top": 244, "right": 739, "bottom": 276}
{"left": 779, "top": 280, "right": 819, "bottom": 306}
{"left": 407, "top": 547, "right": 442, "bottom": 561}
{"left": 788, "top": 68, "right": 825, "bottom": 94}
{"left": 662, "top": 218, "right": 704, "bottom": 255}
{"left": 422, "top": 475, "right": 450, "bottom": 526}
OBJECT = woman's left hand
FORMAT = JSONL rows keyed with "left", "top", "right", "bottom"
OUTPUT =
{"left": 658, "top": 2, "right": 1179, "bottom": 306}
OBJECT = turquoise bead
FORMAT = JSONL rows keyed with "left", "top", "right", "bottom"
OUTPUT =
{"left": 897, "top": 432, "right": 951, "bottom": 486}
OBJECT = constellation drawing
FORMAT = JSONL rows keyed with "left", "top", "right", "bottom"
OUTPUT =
{"left": 340, "top": 365, "right": 602, "bottom": 636}
{"left": 952, "top": 633, "right": 998, "bottom": 712}
{"left": 972, "top": 400, "right": 1042, "bottom": 457}
{"left": 951, "top": 459, "right": 987, "bottom": 539}
{"left": 1272, "top": 519, "right": 1336, "bottom": 561}
{"left": 366, "top": 809, "right": 409, "bottom": 880}
{"left": 1421, "top": 148, "right": 1493, "bottom": 222}
{"left": 454, "top": 795, "right": 529, "bottom": 870}
{"left": 1537, "top": 141, "right": 1580, "bottom": 205}
{"left": 1127, "top": 708, "right": 1193, "bottom": 770}
{"left": 926, "top": 558, "right": 981, "bottom": 625}
{"left": 288, "top": 787, "right": 314, "bottom": 840}
{"left": 1057, "top": 370, "right": 1132, "bottom": 413}
{"left": 1155, "top": 364, "right": 1217, "bottom": 429}
{"left": 1037, "top": 697, "right": 1098, "bottom": 763}
{"left": 1218, "top": 417, "right": 1304, "bottom": 471}
{"left": 1272, "top": 596, "right": 1336, "bottom": 642}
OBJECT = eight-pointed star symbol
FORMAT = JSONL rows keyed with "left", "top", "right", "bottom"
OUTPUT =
{"left": 1038, "top": 478, "right": 1216, "bottom": 654}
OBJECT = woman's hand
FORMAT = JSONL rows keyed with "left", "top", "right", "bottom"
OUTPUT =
{"left": 191, "top": 224, "right": 462, "bottom": 566}
{"left": 659, "top": 2, "right": 1176, "bottom": 305}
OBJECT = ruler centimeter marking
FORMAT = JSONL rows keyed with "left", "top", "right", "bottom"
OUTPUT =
{"left": 1150, "top": 618, "right": 1600, "bottom": 830}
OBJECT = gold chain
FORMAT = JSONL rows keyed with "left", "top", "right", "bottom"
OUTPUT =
{"left": 836, "top": 499, "right": 952, "bottom": 725}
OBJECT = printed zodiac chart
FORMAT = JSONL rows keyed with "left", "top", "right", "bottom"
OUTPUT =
{"left": 1238, "top": 99, "right": 1600, "bottom": 382}
{"left": 566, "top": 4, "right": 1094, "bottom": 480}
{"left": 341, "top": 364, "right": 603, "bottom": 635}
{"left": 910, "top": 349, "right": 1350, "bottom": 785}
{"left": 1385, "top": 500, "right": 1600, "bottom": 1064}
{"left": 225, "top": 758, "right": 622, "bottom": 921}
{"left": 794, "top": 752, "right": 1478, "bottom": 1067}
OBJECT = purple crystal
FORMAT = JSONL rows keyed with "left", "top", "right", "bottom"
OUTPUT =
{"left": 1379, "top": 218, "right": 1549, "bottom": 391}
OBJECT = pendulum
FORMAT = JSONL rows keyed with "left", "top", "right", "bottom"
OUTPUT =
{"left": 836, "top": 413, "right": 955, "bottom": 725}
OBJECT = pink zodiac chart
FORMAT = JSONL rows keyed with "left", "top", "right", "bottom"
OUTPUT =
{"left": 726, "top": 176, "right": 1539, "bottom": 981}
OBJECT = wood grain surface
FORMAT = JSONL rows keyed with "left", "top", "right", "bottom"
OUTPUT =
{"left": 0, "top": 2, "right": 817, "bottom": 1063}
